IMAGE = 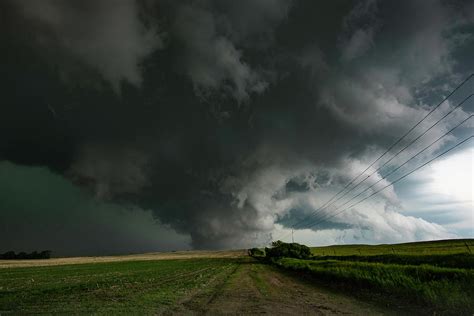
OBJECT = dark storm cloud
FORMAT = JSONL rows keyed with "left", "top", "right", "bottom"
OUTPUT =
{"left": 0, "top": 162, "right": 190, "bottom": 256}
{"left": 0, "top": 0, "right": 473, "bottom": 253}
{"left": 12, "top": 0, "right": 162, "bottom": 92}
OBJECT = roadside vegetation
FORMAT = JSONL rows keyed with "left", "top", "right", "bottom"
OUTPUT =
{"left": 259, "top": 239, "right": 474, "bottom": 315}
{"left": 310, "top": 239, "right": 473, "bottom": 256}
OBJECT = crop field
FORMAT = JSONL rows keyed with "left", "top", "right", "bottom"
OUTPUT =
{"left": 0, "top": 249, "right": 246, "bottom": 269}
{"left": 1, "top": 239, "right": 473, "bottom": 314}
{"left": 0, "top": 257, "right": 243, "bottom": 314}
{"left": 0, "top": 254, "right": 390, "bottom": 315}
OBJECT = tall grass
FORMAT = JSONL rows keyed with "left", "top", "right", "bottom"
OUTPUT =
{"left": 275, "top": 258, "right": 474, "bottom": 314}
{"left": 311, "top": 253, "right": 474, "bottom": 269}
{"left": 310, "top": 239, "right": 474, "bottom": 256}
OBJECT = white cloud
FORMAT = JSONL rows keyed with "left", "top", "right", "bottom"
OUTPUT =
{"left": 219, "top": 158, "right": 453, "bottom": 246}
{"left": 399, "top": 146, "right": 473, "bottom": 236}
{"left": 273, "top": 202, "right": 455, "bottom": 247}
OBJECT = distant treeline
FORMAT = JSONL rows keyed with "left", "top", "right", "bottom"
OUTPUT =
{"left": 0, "top": 250, "right": 51, "bottom": 260}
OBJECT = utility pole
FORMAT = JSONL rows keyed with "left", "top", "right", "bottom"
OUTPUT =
{"left": 291, "top": 229, "right": 294, "bottom": 243}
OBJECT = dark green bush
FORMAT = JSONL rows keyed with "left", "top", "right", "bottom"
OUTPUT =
{"left": 248, "top": 248, "right": 265, "bottom": 257}
{"left": 265, "top": 240, "right": 311, "bottom": 259}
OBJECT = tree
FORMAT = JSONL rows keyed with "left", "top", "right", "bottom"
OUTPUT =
{"left": 264, "top": 240, "right": 311, "bottom": 259}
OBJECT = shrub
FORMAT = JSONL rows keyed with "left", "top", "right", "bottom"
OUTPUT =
{"left": 265, "top": 240, "right": 311, "bottom": 259}
{"left": 248, "top": 248, "right": 265, "bottom": 257}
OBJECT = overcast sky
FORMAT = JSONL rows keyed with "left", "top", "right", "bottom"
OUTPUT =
{"left": 0, "top": 0, "right": 473, "bottom": 256}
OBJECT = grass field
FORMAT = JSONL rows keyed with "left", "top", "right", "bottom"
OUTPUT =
{"left": 271, "top": 239, "right": 474, "bottom": 315}
{"left": 0, "top": 257, "right": 241, "bottom": 314}
{"left": 310, "top": 238, "right": 474, "bottom": 256}
{"left": 0, "top": 255, "right": 391, "bottom": 315}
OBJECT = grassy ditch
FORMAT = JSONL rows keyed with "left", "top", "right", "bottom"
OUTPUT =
{"left": 311, "top": 253, "right": 474, "bottom": 269}
{"left": 310, "top": 239, "right": 474, "bottom": 256}
{"left": 274, "top": 257, "right": 474, "bottom": 314}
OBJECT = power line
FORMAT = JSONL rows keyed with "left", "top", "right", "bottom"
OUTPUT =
{"left": 302, "top": 135, "right": 473, "bottom": 233}
{"left": 303, "top": 115, "right": 473, "bottom": 229}
{"left": 301, "top": 94, "right": 473, "bottom": 226}
{"left": 273, "top": 75, "right": 473, "bottom": 240}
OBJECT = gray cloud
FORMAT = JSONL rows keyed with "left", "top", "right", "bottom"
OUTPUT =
{"left": 340, "top": 0, "right": 378, "bottom": 61}
{"left": 13, "top": 0, "right": 162, "bottom": 92}
{"left": 173, "top": 3, "right": 267, "bottom": 102}
{"left": 67, "top": 144, "right": 150, "bottom": 200}
{"left": 170, "top": 0, "right": 292, "bottom": 102}
{"left": 0, "top": 0, "right": 473, "bottom": 253}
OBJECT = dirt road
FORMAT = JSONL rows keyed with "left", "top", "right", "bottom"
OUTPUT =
{"left": 173, "top": 259, "right": 394, "bottom": 315}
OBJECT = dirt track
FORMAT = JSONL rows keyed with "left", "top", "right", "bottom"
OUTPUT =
{"left": 173, "top": 260, "right": 394, "bottom": 315}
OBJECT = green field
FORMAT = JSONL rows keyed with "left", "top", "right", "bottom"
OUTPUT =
{"left": 270, "top": 239, "right": 474, "bottom": 315}
{"left": 1, "top": 239, "right": 473, "bottom": 314}
{"left": 0, "top": 255, "right": 391, "bottom": 315}
{"left": 0, "top": 258, "right": 241, "bottom": 314}
{"left": 310, "top": 238, "right": 474, "bottom": 256}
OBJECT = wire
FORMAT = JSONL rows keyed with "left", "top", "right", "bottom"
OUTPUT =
{"left": 302, "top": 135, "right": 473, "bottom": 233}
{"left": 304, "top": 115, "right": 473, "bottom": 229}
{"left": 273, "top": 75, "right": 473, "bottom": 241}
{"left": 301, "top": 94, "right": 473, "bottom": 226}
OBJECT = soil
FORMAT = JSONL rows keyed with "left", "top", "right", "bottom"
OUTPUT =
{"left": 171, "top": 260, "right": 398, "bottom": 315}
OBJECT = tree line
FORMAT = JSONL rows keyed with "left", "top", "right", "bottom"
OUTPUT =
{"left": 0, "top": 250, "right": 51, "bottom": 260}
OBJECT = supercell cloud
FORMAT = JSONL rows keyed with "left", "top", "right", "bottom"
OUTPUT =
{"left": 0, "top": 0, "right": 473, "bottom": 254}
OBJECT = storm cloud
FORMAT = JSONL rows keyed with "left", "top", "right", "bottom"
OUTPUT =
{"left": 0, "top": 0, "right": 473, "bottom": 254}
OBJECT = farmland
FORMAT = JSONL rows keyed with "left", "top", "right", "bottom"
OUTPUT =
{"left": 0, "top": 258, "right": 240, "bottom": 314}
{"left": 0, "top": 239, "right": 473, "bottom": 314}
{"left": 0, "top": 254, "right": 388, "bottom": 315}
